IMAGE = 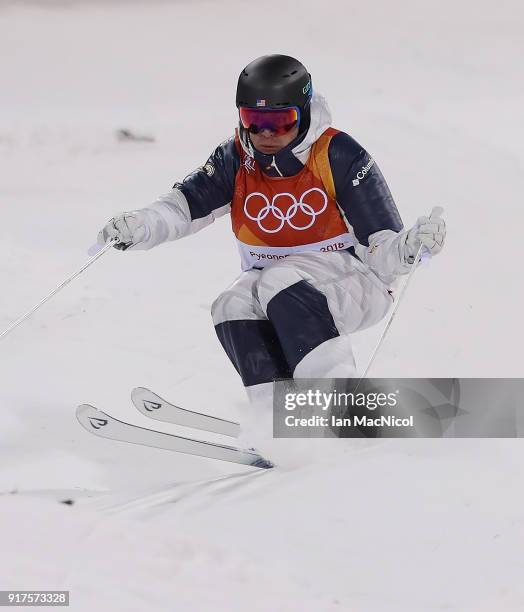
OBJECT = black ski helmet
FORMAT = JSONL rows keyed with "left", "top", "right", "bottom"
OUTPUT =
{"left": 236, "top": 55, "right": 312, "bottom": 129}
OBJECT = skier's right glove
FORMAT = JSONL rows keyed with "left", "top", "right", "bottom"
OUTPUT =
{"left": 97, "top": 211, "right": 150, "bottom": 251}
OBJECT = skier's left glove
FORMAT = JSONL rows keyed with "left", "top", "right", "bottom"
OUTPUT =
{"left": 400, "top": 210, "right": 446, "bottom": 264}
{"left": 97, "top": 211, "right": 150, "bottom": 251}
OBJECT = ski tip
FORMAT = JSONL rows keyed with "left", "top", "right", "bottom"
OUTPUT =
{"left": 76, "top": 404, "right": 97, "bottom": 418}
{"left": 131, "top": 387, "right": 158, "bottom": 407}
{"left": 76, "top": 404, "right": 117, "bottom": 439}
{"left": 76, "top": 404, "right": 108, "bottom": 428}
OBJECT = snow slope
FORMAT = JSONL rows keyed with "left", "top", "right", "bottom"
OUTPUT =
{"left": 0, "top": 1, "right": 523, "bottom": 610}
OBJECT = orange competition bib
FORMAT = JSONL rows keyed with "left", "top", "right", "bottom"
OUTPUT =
{"left": 231, "top": 127, "right": 355, "bottom": 270}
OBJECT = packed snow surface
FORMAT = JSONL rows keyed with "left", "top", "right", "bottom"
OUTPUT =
{"left": 1, "top": 0, "right": 523, "bottom": 610}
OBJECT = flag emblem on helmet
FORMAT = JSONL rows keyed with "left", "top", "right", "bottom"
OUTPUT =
{"left": 256, "top": 99, "right": 266, "bottom": 107}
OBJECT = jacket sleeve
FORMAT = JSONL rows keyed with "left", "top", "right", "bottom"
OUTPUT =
{"left": 132, "top": 137, "right": 240, "bottom": 250}
{"left": 329, "top": 131, "right": 411, "bottom": 282}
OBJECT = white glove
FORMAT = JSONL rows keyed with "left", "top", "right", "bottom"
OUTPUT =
{"left": 97, "top": 210, "right": 150, "bottom": 251}
{"left": 355, "top": 207, "right": 446, "bottom": 282}
{"left": 401, "top": 207, "right": 446, "bottom": 264}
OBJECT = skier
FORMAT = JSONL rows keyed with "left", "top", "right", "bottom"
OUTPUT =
{"left": 97, "top": 54, "right": 446, "bottom": 399}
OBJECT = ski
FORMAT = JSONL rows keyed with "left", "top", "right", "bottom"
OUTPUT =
{"left": 131, "top": 387, "right": 240, "bottom": 438}
{"left": 76, "top": 404, "right": 272, "bottom": 469}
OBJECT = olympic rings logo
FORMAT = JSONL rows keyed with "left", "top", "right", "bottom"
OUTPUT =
{"left": 243, "top": 188, "right": 328, "bottom": 233}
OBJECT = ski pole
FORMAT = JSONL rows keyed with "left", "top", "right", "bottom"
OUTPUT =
{"left": 358, "top": 205, "right": 444, "bottom": 381}
{"left": 0, "top": 238, "right": 118, "bottom": 343}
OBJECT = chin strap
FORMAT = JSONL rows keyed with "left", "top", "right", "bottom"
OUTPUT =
{"left": 238, "top": 126, "right": 255, "bottom": 158}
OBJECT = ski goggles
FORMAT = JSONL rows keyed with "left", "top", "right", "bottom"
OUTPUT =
{"left": 238, "top": 106, "right": 300, "bottom": 136}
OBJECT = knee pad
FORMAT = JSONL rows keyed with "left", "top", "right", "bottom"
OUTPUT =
{"left": 211, "top": 290, "right": 252, "bottom": 326}
{"left": 256, "top": 263, "right": 306, "bottom": 313}
{"left": 293, "top": 335, "right": 356, "bottom": 378}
